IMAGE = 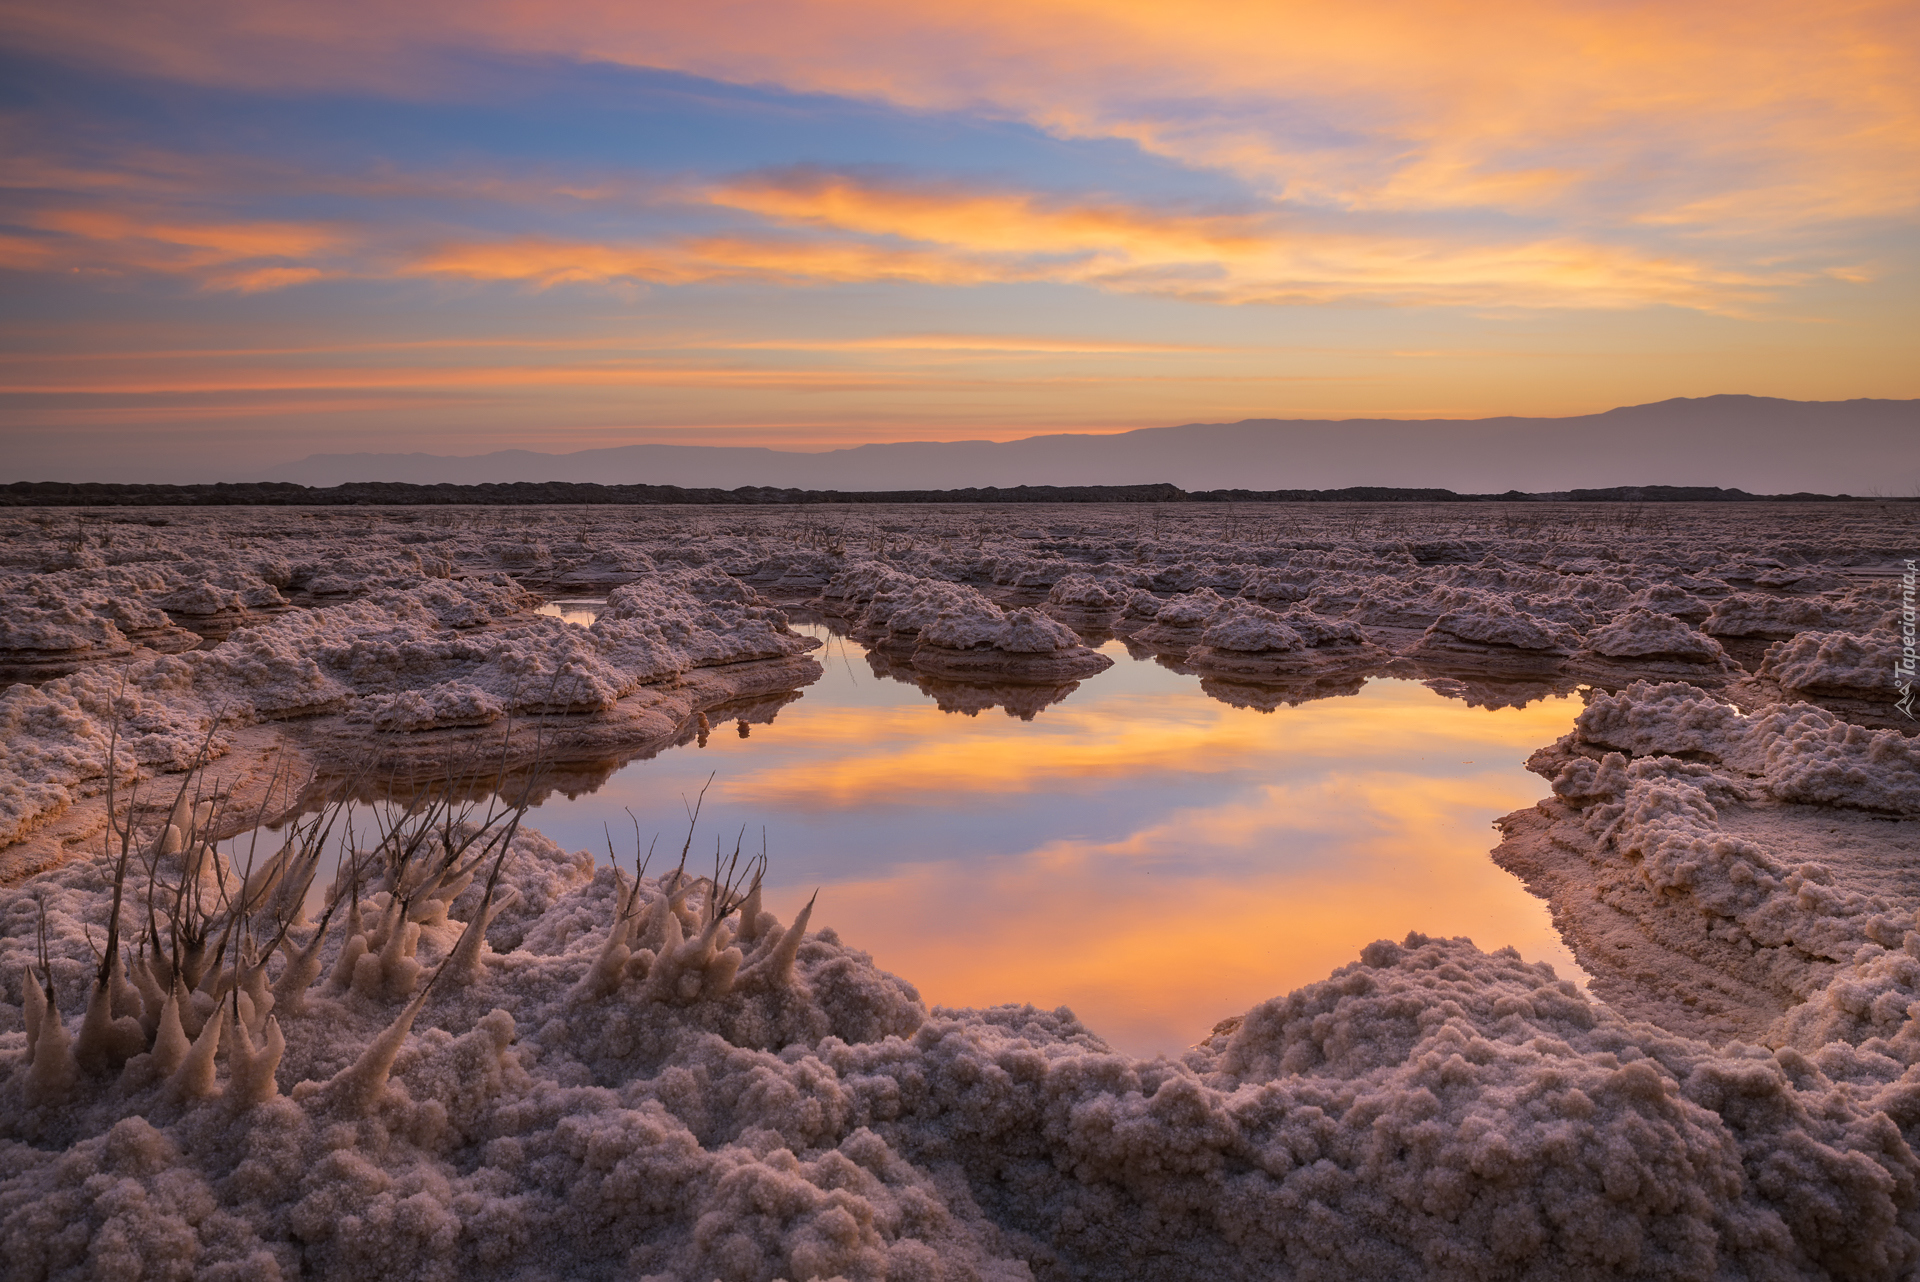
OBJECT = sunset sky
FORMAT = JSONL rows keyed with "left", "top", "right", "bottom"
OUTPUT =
{"left": 3, "top": 0, "right": 1916, "bottom": 479}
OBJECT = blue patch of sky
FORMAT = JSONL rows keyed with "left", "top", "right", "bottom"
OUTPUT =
{"left": 1, "top": 49, "right": 1256, "bottom": 205}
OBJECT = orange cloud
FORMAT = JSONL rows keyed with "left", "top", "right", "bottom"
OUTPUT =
{"left": 710, "top": 171, "right": 1267, "bottom": 260}
{"left": 4, "top": 206, "right": 344, "bottom": 289}
{"left": 395, "top": 177, "right": 1791, "bottom": 313}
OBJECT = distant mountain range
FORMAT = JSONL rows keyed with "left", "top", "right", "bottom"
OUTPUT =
{"left": 262, "top": 396, "right": 1918, "bottom": 495}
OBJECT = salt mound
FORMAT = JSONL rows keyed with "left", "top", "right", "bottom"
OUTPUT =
{"left": 1128, "top": 588, "right": 1229, "bottom": 652}
{"left": 1582, "top": 609, "right": 1729, "bottom": 664}
{"left": 856, "top": 578, "right": 1000, "bottom": 649}
{"left": 1574, "top": 609, "right": 1734, "bottom": 682}
{"left": 0, "top": 572, "right": 822, "bottom": 864}
{"left": 1703, "top": 594, "right": 1849, "bottom": 639}
{"left": 1419, "top": 600, "right": 1580, "bottom": 655}
{"left": 913, "top": 607, "right": 1113, "bottom": 683}
{"left": 1185, "top": 601, "right": 1389, "bottom": 681}
{"left": 1757, "top": 629, "right": 1902, "bottom": 701}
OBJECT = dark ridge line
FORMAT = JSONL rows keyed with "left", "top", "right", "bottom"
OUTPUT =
{"left": 0, "top": 480, "right": 1900, "bottom": 508}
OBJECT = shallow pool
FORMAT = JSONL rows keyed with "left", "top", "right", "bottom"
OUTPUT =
{"left": 505, "top": 621, "right": 1591, "bottom": 1057}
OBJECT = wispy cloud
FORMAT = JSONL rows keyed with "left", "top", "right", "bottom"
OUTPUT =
{"left": 392, "top": 170, "right": 1796, "bottom": 312}
{"left": 0, "top": 205, "right": 346, "bottom": 289}
{"left": 7, "top": 0, "right": 1913, "bottom": 234}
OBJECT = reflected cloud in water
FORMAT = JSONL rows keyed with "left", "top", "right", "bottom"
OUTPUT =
{"left": 525, "top": 624, "right": 1590, "bottom": 1057}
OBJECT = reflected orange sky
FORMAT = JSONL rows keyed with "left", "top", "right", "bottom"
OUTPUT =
{"left": 531, "top": 637, "right": 1588, "bottom": 1057}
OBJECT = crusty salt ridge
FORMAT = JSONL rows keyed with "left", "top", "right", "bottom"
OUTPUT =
{"left": 0, "top": 552, "right": 822, "bottom": 883}
{"left": 1494, "top": 680, "right": 1920, "bottom": 1041}
{"left": 3, "top": 499, "right": 1919, "bottom": 1278}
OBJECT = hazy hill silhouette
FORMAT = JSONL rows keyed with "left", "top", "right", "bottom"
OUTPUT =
{"left": 262, "top": 396, "right": 1917, "bottom": 495}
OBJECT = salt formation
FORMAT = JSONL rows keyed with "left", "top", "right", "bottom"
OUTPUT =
{"left": 911, "top": 607, "right": 1112, "bottom": 683}
{"left": 1755, "top": 629, "right": 1903, "bottom": 704}
{"left": 1571, "top": 608, "right": 1735, "bottom": 683}
{"left": 819, "top": 568, "right": 1111, "bottom": 682}
{"left": 1413, "top": 599, "right": 1582, "bottom": 665}
{"left": 8, "top": 780, "right": 1920, "bottom": 1282}
{"left": 1126, "top": 588, "right": 1232, "bottom": 653}
{"left": 1, "top": 553, "right": 821, "bottom": 879}
{"left": 1184, "top": 600, "right": 1390, "bottom": 682}
{"left": 1498, "top": 679, "right": 1920, "bottom": 1041}
{"left": 1, "top": 500, "right": 1916, "bottom": 1279}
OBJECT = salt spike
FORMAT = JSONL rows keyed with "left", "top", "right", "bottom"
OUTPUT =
{"left": 356, "top": 917, "right": 422, "bottom": 1002}
{"left": 198, "top": 955, "right": 234, "bottom": 1001}
{"left": 701, "top": 945, "right": 744, "bottom": 1000}
{"left": 179, "top": 939, "right": 209, "bottom": 993}
{"left": 344, "top": 886, "right": 364, "bottom": 944}
{"left": 76, "top": 977, "right": 145, "bottom": 1073}
{"left": 320, "top": 988, "right": 427, "bottom": 1115}
{"left": 130, "top": 950, "right": 167, "bottom": 1039}
{"left": 21, "top": 968, "right": 46, "bottom": 1056}
{"left": 166, "top": 787, "right": 193, "bottom": 840}
{"left": 631, "top": 895, "right": 667, "bottom": 953}
{"left": 570, "top": 879, "right": 638, "bottom": 1003}
{"left": 365, "top": 894, "right": 402, "bottom": 954}
{"left": 272, "top": 925, "right": 331, "bottom": 1015}
{"left": 441, "top": 887, "right": 520, "bottom": 986}
{"left": 570, "top": 929, "right": 630, "bottom": 1004}
{"left": 409, "top": 867, "right": 475, "bottom": 926}
{"left": 191, "top": 799, "right": 215, "bottom": 832}
{"left": 692, "top": 910, "right": 728, "bottom": 962}
{"left": 667, "top": 876, "right": 700, "bottom": 931}
{"left": 27, "top": 990, "right": 76, "bottom": 1103}
{"left": 239, "top": 957, "right": 274, "bottom": 1036}
{"left": 325, "top": 934, "right": 370, "bottom": 992}
{"left": 235, "top": 990, "right": 256, "bottom": 1037}
{"left": 160, "top": 824, "right": 184, "bottom": 856}
{"left": 166, "top": 1002, "right": 225, "bottom": 1102}
{"left": 737, "top": 878, "right": 765, "bottom": 945}
{"left": 663, "top": 915, "right": 729, "bottom": 1004}
{"left": 639, "top": 907, "right": 691, "bottom": 1002}
{"left": 182, "top": 840, "right": 213, "bottom": 886}
{"left": 743, "top": 892, "right": 815, "bottom": 989}
{"left": 659, "top": 898, "right": 685, "bottom": 956}
{"left": 227, "top": 1014, "right": 284, "bottom": 1109}
{"left": 237, "top": 842, "right": 294, "bottom": 913}
{"left": 179, "top": 988, "right": 210, "bottom": 1040}
{"left": 109, "top": 950, "right": 142, "bottom": 1022}
{"left": 152, "top": 986, "right": 190, "bottom": 1074}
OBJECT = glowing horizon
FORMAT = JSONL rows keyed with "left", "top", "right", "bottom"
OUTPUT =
{"left": 2, "top": 0, "right": 1914, "bottom": 479}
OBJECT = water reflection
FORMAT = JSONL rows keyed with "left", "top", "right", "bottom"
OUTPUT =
{"left": 518, "top": 624, "right": 1590, "bottom": 1057}
{"left": 534, "top": 598, "right": 607, "bottom": 628}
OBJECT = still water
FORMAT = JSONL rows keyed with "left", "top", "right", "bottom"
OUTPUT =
{"left": 519, "top": 617, "right": 1589, "bottom": 1057}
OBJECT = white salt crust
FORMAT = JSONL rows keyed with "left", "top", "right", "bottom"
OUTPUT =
{"left": 1, "top": 501, "right": 1917, "bottom": 1279}
{"left": 7, "top": 824, "right": 1920, "bottom": 1282}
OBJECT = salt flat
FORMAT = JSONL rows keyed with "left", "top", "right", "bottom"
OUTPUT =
{"left": 2, "top": 500, "right": 1917, "bottom": 1280}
